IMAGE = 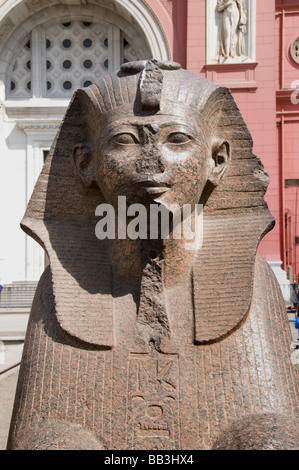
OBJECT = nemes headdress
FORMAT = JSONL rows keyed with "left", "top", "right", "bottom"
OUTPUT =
{"left": 22, "top": 60, "right": 274, "bottom": 347}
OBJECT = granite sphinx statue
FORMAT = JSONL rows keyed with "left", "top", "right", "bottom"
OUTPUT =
{"left": 7, "top": 60, "right": 299, "bottom": 450}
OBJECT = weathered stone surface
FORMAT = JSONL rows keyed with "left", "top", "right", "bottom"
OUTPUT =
{"left": 0, "top": 366, "right": 19, "bottom": 450}
{"left": 7, "top": 61, "right": 299, "bottom": 450}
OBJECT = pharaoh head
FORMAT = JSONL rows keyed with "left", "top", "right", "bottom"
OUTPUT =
{"left": 21, "top": 60, "right": 274, "bottom": 347}
{"left": 73, "top": 60, "right": 230, "bottom": 214}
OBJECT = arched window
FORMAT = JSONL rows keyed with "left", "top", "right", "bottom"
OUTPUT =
{"left": 7, "top": 20, "right": 145, "bottom": 99}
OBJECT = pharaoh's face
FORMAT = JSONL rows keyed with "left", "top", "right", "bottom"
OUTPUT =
{"left": 92, "top": 112, "right": 214, "bottom": 211}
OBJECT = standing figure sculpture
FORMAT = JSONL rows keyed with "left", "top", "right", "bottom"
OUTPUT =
{"left": 216, "top": 0, "right": 248, "bottom": 62}
{"left": 7, "top": 60, "right": 299, "bottom": 450}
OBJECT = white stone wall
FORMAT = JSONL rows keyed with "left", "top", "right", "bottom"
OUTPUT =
{"left": 0, "top": 114, "right": 28, "bottom": 283}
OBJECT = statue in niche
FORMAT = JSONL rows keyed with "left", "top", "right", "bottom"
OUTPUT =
{"left": 216, "top": 0, "right": 248, "bottom": 63}
{"left": 7, "top": 60, "right": 299, "bottom": 450}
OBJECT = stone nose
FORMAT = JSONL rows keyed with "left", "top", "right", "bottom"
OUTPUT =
{"left": 136, "top": 143, "right": 165, "bottom": 175}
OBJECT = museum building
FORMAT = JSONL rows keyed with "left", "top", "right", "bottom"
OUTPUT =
{"left": 0, "top": 0, "right": 298, "bottom": 309}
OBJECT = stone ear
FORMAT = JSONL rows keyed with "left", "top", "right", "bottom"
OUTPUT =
{"left": 74, "top": 145, "right": 95, "bottom": 187}
{"left": 208, "top": 140, "right": 230, "bottom": 187}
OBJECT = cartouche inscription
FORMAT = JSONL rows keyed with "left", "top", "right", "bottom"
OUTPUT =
{"left": 127, "top": 352, "right": 180, "bottom": 450}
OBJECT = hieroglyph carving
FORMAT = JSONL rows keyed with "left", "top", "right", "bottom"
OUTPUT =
{"left": 128, "top": 353, "right": 179, "bottom": 450}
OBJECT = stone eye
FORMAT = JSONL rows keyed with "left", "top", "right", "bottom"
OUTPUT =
{"left": 166, "top": 132, "right": 191, "bottom": 144}
{"left": 112, "top": 133, "right": 139, "bottom": 145}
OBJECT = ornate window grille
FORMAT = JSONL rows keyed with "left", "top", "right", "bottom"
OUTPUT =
{"left": 7, "top": 20, "right": 141, "bottom": 99}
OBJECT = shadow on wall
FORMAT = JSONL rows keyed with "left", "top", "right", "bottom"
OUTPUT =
{"left": 5, "top": 124, "right": 26, "bottom": 150}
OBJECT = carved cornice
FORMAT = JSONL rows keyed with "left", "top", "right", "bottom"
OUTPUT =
{"left": 17, "top": 120, "right": 60, "bottom": 134}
